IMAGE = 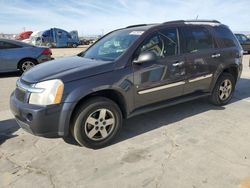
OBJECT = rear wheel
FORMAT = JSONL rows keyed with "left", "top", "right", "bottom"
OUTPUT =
{"left": 210, "top": 73, "right": 235, "bottom": 106}
{"left": 19, "top": 59, "right": 37, "bottom": 73}
{"left": 71, "top": 97, "right": 122, "bottom": 149}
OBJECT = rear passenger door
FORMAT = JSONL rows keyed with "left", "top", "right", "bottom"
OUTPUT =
{"left": 179, "top": 26, "right": 217, "bottom": 94}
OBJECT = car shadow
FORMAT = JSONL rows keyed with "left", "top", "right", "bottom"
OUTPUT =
{"left": 0, "top": 71, "right": 21, "bottom": 78}
{"left": 0, "top": 119, "right": 19, "bottom": 145}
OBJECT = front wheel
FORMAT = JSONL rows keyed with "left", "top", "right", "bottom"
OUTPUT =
{"left": 71, "top": 97, "right": 123, "bottom": 149}
{"left": 209, "top": 73, "right": 235, "bottom": 106}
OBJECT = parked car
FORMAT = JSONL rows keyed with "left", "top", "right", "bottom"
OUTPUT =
{"left": 235, "top": 33, "right": 250, "bottom": 54}
{"left": 10, "top": 20, "right": 243, "bottom": 148}
{"left": 15, "top": 31, "right": 33, "bottom": 41}
{"left": 0, "top": 39, "right": 53, "bottom": 73}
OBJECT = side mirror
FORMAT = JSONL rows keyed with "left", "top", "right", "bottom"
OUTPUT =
{"left": 133, "top": 51, "right": 157, "bottom": 64}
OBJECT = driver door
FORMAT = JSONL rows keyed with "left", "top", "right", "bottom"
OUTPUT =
{"left": 133, "top": 29, "right": 186, "bottom": 108}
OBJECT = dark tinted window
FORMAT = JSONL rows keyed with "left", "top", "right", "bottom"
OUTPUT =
{"left": 214, "top": 26, "right": 239, "bottom": 48}
{"left": 137, "top": 29, "right": 178, "bottom": 59}
{"left": 181, "top": 26, "right": 214, "bottom": 53}
{"left": 0, "top": 41, "right": 21, "bottom": 49}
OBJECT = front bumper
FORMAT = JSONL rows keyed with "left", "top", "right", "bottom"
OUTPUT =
{"left": 10, "top": 92, "right": 63, "bottom": 138}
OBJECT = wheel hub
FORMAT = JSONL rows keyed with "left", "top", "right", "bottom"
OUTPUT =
{"left": 84, "top": 109, "right": 115, "bottom": 141}
{"left": 219, "top": 79, "right": 232, "bottom": 101}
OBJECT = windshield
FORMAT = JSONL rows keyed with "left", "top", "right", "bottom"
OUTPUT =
{"left": 81, "top": 30, "right": 143, "bottom": 61}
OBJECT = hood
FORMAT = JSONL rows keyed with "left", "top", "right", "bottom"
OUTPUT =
{"left": 21, "top": 56, "right": 114, "bottom": 83}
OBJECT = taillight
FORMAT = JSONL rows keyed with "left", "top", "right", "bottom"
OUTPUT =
{"left": 42, "top": 48, "right": 52, "bottom": 56}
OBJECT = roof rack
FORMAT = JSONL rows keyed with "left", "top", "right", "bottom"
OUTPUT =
{"left": 162, "top": 20, "right": 221, "bottom": 25}
{"left": 126, "top": 24, "right": 148, "bottom": 28}
{"left": 185, "top": 19, "right": 221, "bottom": 23}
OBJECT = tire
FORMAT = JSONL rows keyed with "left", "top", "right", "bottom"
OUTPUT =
{"left": 71, "top": 97, "right": 123, "bottom": 149}
{"left": 18, "top": 59, "right": 37, "bottom": 74}
{"left": 209, "top": 73, "right": 235, "bottom": 106}
{"left": 72, "top": 43, "right": 77, "bottom": 48}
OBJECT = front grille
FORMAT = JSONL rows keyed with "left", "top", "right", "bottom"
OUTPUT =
{"left": 15, "top": 88, "right": 26, "bottom": 102}
{"left": 15, "top": 78, "right": 32, "bottom": 103}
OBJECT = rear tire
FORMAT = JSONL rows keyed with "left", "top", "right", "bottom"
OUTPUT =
{"left": 18, "top": 59, "right": 37, "bottom": 74}
{"left": 71, "top": 97, "right": 122, "bottom": 149}
{"left": 209, "top": 73, "right": 235, "bottom": 106}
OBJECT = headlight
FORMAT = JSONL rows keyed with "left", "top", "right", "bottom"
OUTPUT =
{"left": 29, "top": 79, "right": 64, "bottom": 105}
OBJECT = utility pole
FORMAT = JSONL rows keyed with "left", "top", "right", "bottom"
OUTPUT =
{"left": 196, "top": 15, "right": 199, "bottom": 20}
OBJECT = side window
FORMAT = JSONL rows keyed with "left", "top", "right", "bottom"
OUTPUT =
{"left": 240, "top": 35, "right": 249, "bottom": 42}
{"left": 181, "top": 26, "right": 214, "bottom": 53}
{"left": 139, "top": 34, "right": 164, "bottom": 59}
{"left": 137, "top": 30, "right": 178, "bottom": 59}
{"left": 159, "top": 28, "right": 178, "bottom": 56}
{"left": 235, "top": 35, "right": 242, "bottom": 42}
{"left": 0, "top": 41, "right": 21, "bottom": 49}
{"left": 0, "top": 42, "right": 4, "bottom": 49}
{"left": 214, "top": 26, "right": 239, "bottom": 48}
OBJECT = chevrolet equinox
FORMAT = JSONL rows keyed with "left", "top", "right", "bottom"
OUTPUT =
{"left": 10, "top": 20, "right": 243, "bottom": 148}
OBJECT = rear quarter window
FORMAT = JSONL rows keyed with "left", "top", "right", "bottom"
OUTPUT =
{"left": 0, "top": 41, "right": 21, "bottom": 49}
{"left": 214, "top": 26, "right": 240, "bottom": 48}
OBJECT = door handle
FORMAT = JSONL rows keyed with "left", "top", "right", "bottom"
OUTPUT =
{"left": 211, "top": 53, "right": 221, "bottom": 58}
{"left": 173, "top": 61, "right": 184, "bottom": 67}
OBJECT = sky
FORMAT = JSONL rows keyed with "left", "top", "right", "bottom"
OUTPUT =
{"left": 0, "top": 0, "right": 250, "bottom": 36}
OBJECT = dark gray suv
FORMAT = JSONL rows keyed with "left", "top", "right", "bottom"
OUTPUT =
{"left": 10, "top": 20, "right": 243, "bottom": 148}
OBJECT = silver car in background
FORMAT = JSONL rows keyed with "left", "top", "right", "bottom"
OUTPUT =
{"left": 0, "top": 39, "right": 53, "bottom": 73}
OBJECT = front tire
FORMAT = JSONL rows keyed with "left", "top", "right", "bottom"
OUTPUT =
{"left": 210, "top": 73, "right": 235, "bottom": 106}
{"left": 71, "top": 97, "right": 122, "bottom": 149}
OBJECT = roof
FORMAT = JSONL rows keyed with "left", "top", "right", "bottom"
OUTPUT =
{"left": 0, "top": 38, "right": 34, "bottom": 47}
{"left": 123, "top": 19, "right": 222, "bottom": 31}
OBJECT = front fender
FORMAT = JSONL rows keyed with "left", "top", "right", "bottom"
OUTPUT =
{"left": 58, "top": 68, "right": 134, "bottom": 136}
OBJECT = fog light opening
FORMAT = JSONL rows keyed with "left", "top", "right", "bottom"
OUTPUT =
{"left": 26, "top": 113, "right": 33, "bottom": 122}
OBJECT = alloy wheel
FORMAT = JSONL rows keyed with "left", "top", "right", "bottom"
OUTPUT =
{"left": 21, "top": 61, "right": 35, "bottom": 72}
{"left": 219, "top": 79, "right": 232, "bottom": 101}
{"left": 84, "top": 109, "right": 115, "bottom": 141}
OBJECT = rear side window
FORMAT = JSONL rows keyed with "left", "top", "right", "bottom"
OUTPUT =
{"left": 214, "top": 26, "right": 239, "bottom": 48}
{"left": 181, "top": 26, "right": 214, "bottom": 53}
{"left": 0, "top": 41, "right": 21, "bottom": 49}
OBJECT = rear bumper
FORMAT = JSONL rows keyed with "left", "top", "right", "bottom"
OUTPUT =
{"left": 10, "top": 92, "right": 67, "bottom": 138}
{"left": 37, "top": 55, "right": 53, "bottom": 64}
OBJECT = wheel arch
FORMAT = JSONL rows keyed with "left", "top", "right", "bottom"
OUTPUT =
{"left": 69, "top": 89, "right": 128, "bottom": 128}
{"left": 211, "top": 65, "right": 239, "bottom": 92}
